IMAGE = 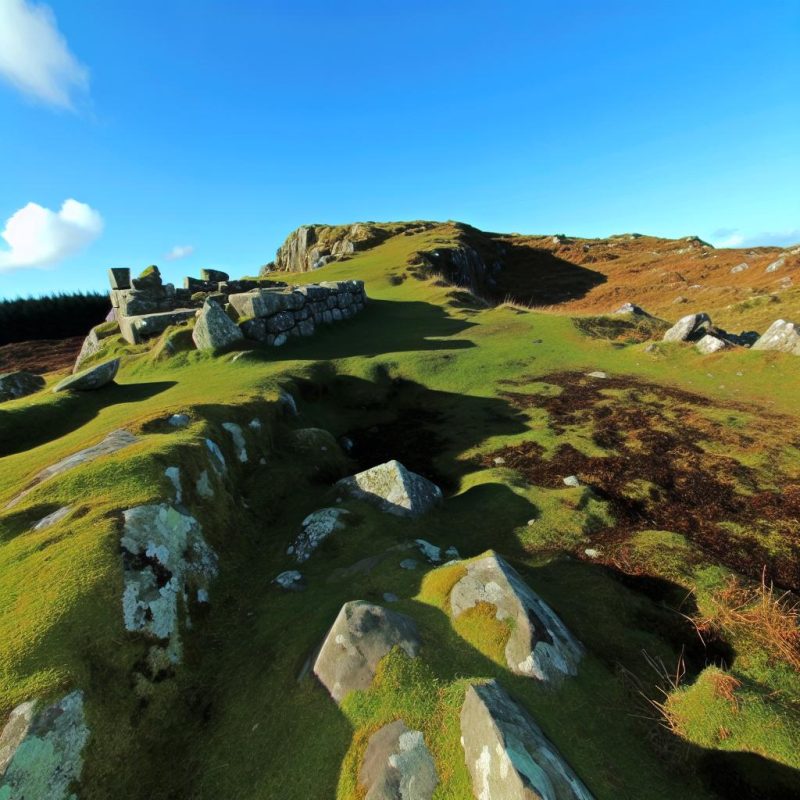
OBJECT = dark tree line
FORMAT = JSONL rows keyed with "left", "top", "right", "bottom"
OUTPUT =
{"left": 0, "top": 292, "right": 110, "bottom": 345}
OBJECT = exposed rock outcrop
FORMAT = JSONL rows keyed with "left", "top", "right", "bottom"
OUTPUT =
{"left": 0, "top": 690, "right": 89, "bottom": 800}
{"left": 270, "top": 224, "right": 390, "bottom": 272}
{"left": 752, "top": 319, "right": 800, "bottom": 356}
{"left": 336, "top": 460, "right": 443, "bottom": 517}
{"left": 460, "top": 681, "right": 594, "bottom": 800}
{"left": 359, "top": 719, "right": 439, "bottom": 800}
{"left": 313, "top": 601, "right": 421, "bottom": 703}
{"left": 449, "top": 553, "right": 583, "bottom": 681}
{"left": 53, "top": 357, "right": 120, "bottom": 392}
{"left": 0, "top": 371, "right": 44, "bottom": 402}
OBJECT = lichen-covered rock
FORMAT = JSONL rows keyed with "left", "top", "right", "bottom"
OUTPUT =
{"left": 695, "top": 334, "right": 730, "bottom": 354}
{"left": 0, "top": 691, "right": 89, "bottom": 800}
{"left": 313, "top": 601, "right": 421, "bottom": 703}
{"left": 752, "top": 319, "right": 800, "bottom": 356}
{"left": 336, "top": 460, "right": 443, "bottom": 517}
{"left": 271, "top": 223, "right": 388, "bottom": 272}
{"left": 192, "top": 299, "right": 243, "bottom": 351}
{"left": 291, "top": 507, "right": 350, "bottom": 562}
{"left": 222, "top": 422, "right": 248, "bottom": 463}
{"left": 120, "top": 504, "right": 218, "bottom": 660}
{"left": 52, "top": 357, "right": 120, "bottom": 392}
{"left": 359, "top": 719, "right": 439, "bottom": 800}
{"left": 449, "top": 553, "right": 583, "bottom": 681}
{"left": 460, "top": 681, "right": 594, "bottom": 800}
{"left": 662, "top": 313, "right": 710, "bottom": 342}
{"left": 0, "top": 371, "right": 44, "bottom": 402}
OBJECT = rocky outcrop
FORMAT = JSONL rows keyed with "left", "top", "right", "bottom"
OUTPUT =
{"left": 460, "top": 681, "right": 594, "bottom": 800}
{"left": 449, "top": 553, "right": 583, "bottom": 681}
{"left": 121, "top": 503, "right": 218, "bottom": 665}
{"left": 53, "top": 357, "right": 120, "bottom": 392}
{"left": 359, "top": 720, "right": 439, "bottom": 800}
{"left": 0, "top": 371, "right": 44, "bottom": 402}
{"left": 662, "top": 312, "right": 710, "bottom": 342}
{"left": 270, "top": 224, "right": 389, "bottom": 272}
{"left": 0, "top": 690, "right": 89, "bottom": 800}
{"left": 290, "top": 507, "right": 350, "bottom": 562}
{"left": 313, "top": 601, "right": 421, "bottom": 703}
{"left": 192, "top": 300, "right": 244, "bottom": 352}
{"left": 752, "top": 319, "right": 800, "bottom": 356}
{"left": 336, "top": 460, "right": 443, "bottom": 518}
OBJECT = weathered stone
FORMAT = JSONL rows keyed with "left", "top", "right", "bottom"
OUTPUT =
{"left": 222, "top": 421, "right": 248, "bottom": 462}
{"left": 278, "top": 389, "right": 298, "bottom": 416}
{"left": 164, "top": 466, "right": 182, "bottom": 503}
{"left": 0, "top": 690, "right": 89, "bottom": 800}
{"left": 132, "top": 265, "right": 162, "bottom": 289}
{"left": 200, "top": 268, "right": 229, "bottom": 283}
{"left": 292, "top": 508, "right": 350, "bottom": 562}
{"left": 240, "top": 317, "right": 268, "bottom": 342}
{"left": 563, "top": 475, "right": 581, "bottom": 487}
{"left": 612, "top": 302, "right": 648, "bottom": 316}
{"left": 313, "top": 601, "right": 421, "bottom": 703}
{"left": 53, "top": 358, "right": 120, "bottom": 392}
{"left": 168, "top": 413, "right": 190, "bottom": 428}
{"left": 266, "top": 310, "right": 296, "bottom": 333}
{"left": 696, "top": 334, "right": 730, "bottom": 354}
{"left": 192, "top": 300, "right": 243, "bottom": 351}
{"left": 119, "top": 308, "right": 196, "bottom": 344}
{"left": 359, "top": 720, "right": 439, "bottom": 800}
{"left": 32, "top": 505, "right": 71, "bottom": 531}
{"left": 121, "top": 504, "right": 218, "bottom": 657}
{"left": 205, "top": 438, "right": 227, "bottom": 475}
{"left": 766, "top": 257, "right": 785, "bottom": 273}
{"left": 0, "top": 371, "right": 44, "bottom": 402}
{"left": 337, "top": 460, "right": 443, "bottom": 517}
{"left": 460, "top": 680, "right": 594, "bottom": 800}
{"left": 228, "top": 289, "right": 294, "bottom": 319}
{"left": 108, "top": 267, "right": 131, "bottom": 289}
{"left": 73, "top": 326, "right": 106, "bottom": 371}
{"left": 414, "top": 539, "right": 442, "bottom": 563}
{"left": 274, "top": 570, "right": 304, "bottom": 591}
{"left": 730, "top": 262, "right": 749, "bottom": 274}
{"left": 449, "top": 553, "right": 583, "bottom": 681}
{"left": 586, "top": 371, "right": 607, "bottom": 379}
{"left": 298, "top": 318, "right": 315, "bottom": 337}
{"left": 663, "top": 313, "right": 710, "bottom": 342}
{"left": 400, "top": 559, "right": 418, "bottom": 570}
{"left": 272, "top": 224, "right": 387, "bottom": 272}
{"left": 752, "top": 319, "right": 800, "bottom": 356}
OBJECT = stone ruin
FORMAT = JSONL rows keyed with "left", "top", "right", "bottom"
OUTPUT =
{"left": 106, "top": 265, "right": 367, "bottom": 349}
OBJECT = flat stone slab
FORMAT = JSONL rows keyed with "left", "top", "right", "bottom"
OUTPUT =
{"left": 449, "top": 553, "right": 583, "bottom": 681}
{"left": 336, "top": 460, "right": 443, "bottom": 517}
{"left": 461, "top": 680, "right": 594, "bottom": 800}
{"left": 5, "top": 429, "right": 138, "bottom": 509}
{"left": 0, "top": 371, "right": 44, "bottom": 402}
{"left": 119, "top": 308, "right": 197, "bottom": 345}
{"left": 313, "top": 601, "right": 421, "bottom": 704}
{"left": 359, "top": 719, "right": 439, "bottom": 800}
{"left": 53, "top": 357, "right": 120, "bottom": 392}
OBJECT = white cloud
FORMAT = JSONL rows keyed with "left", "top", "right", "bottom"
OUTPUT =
{"left": 165, "top": 244, "right": 195, "bottom": 261}
{"left": 710, "top": 228, "right": 800, "bottom": 249}
{"left": 0, "top": 0, "right": 89, "bottom": 109}
{"left": 0, "top": 199, "right": 103, "bottom": 271}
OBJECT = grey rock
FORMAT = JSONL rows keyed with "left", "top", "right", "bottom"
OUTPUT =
{"left": 274, "top": 570, "right": 304, "bottom": 591}
{"left": 449, "top": 553, "right": 583, "bottom": 681}
{"left": 383, "top": 592, "right": 399, "bottom": 603}
{"left": 32, "top": 505, "right": 71, "bottom": 531}
{"left": 222, "top": 421, "right": 248, "bottom": 463}
{"left": 752, "top": 319, "right": 800, "bottom": 356}
{"left": 292, "top": 508, "right": 350, "bottom": 562}
{"left": 73, "top": 326, "right": 106, "bottom": 370}
{"left": 696, "top": 334, "right": 730, "bottom": 354}
{"left": 196, "top": 470, "right": 214, "bottom": 499}
{"left": 563, "top": 475, "right": 581, "bottom": 488}
{"left": 445, "top": 546, "right": 461, "bottom": 560}
{"left": 336, "top": 460, "right": 443, "bottom": 518}
{"left": 766, "top": 258, "right": 785, "bottom": 273}
{"left": 0, "top": 371, "right": 44, "bottom": 402}
{"left": 278, "top": 389, "right": 299, "bottom": 416}
{"left": 108, "top": 267, "right": 131, "bottom": 289}
{"left": 0, "top": 690, "right": 89, "bottom": 800}
{"left": 200, "top": 268, "right": 229, "bottom": 283}
{"left": 414, "top": 539, "right": 442, "bottom": 563}
{"left": 460, "top": 680, "right": 594, "bottom": 800}
{"left": 730, "top": 262, "right": 749, "bottom": 274}
{"left": 266, "top": 310, "right": 296, "bottom": 333}
{"left": 273, "top": 333, "right": 288, "bottom": 347}
{"left": 205, "top": 438, "right": 227, "bottom": 475}
{"left": 165, "top": 466, "right": 182, "bottom": 503}
{"left": 612, "top": 302, "right": 648, "bottom": 316}
{"left": 118, "top": 308, "right": 196, "bottom": 345}
{"left": 168, "top": 413, "right": 191, "bottom": 428}
{"left": 313, "top": 601, "right": 421, "bottom": 703}
{"left": 586, "top": 371, "right": 608, "bottom": 379}
{"left": 663, "top": 312, "right": 710, "bottom": 342}
{"left": 400, "top": 559, "right": 418, "bottom": 570}
{"left": 228, "top": 289, "right": 295, "bottom": 319}
{"left": 359, "top": 720, "right": 439, "bottom": 800}
{"left": 53, "top": 358, "right": 120, "bottom": 392}
{"left": 192, "top": 300, "right": 243, "bottom": 351}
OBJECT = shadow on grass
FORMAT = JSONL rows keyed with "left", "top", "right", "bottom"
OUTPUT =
{"left": 0, "top": 380, "right": 177, "bottom": 457}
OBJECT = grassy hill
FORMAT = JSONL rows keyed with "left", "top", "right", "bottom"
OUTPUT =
{"left": 1, "top": 222, "right": 799, "bottom": 799}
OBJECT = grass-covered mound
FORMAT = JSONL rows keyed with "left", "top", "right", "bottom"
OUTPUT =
{"left": 1, "top": 223, "right": 799, "bottom": 799}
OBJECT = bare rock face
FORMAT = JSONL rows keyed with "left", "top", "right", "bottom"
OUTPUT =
{"left": 662, "top": 313, "right": 710, "bottom": 342}
{"left": 449, "top": 553, "right": 583, "bottom": 681}
{"left": 192, "top": 300, "right": 243, "bottom": 352}
{"left": 0, "top": 690, "right": 89, "bottom": 799}
{"left": 752, "top": 319, "right": 800, "bottom": 356}
{"left": 53, "top": 357, "right": 120, "bottom": 392}
{"left": 271, "top": 223, "right": 388, "bottom": 272}
{"left": 359, "top": 719, "right": 439, "bottom": 800}
{"left": 0, "top": 371, "right": 44, "bottom": 402}
{"left": 460, "top": 681, "right": 594, "bottom": 800}
{"left": 313, "top": 601, "right": 421, "bottom": 704}
{"left": 336, "top": 460, "right": 443, "bottom": 518}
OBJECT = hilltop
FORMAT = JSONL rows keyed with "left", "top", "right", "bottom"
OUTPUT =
{"left": 0, "top": 220, "right": 799, "bottom": 800}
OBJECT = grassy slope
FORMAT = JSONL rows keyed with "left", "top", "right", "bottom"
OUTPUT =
{"left": 0, "top": 226, "right": 799, "bottom": 798}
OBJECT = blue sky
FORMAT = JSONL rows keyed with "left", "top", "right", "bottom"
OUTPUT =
{"left": 0, "top": 0, "right": 798, "bottom": 299}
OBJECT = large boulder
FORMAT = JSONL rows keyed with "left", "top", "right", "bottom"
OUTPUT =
{"left": 0, "top": 690, "right": 89, "bottom": 799}
{"left": 662, "top": 312, "right": 710, "bottom": 342}
{"left": 460, "top": 681, "right": 594, "bottom": 800}
{"left": 52, "top": 357, "right": 120, "bottom": 392}
{"left": 449, "top": 553, "right": 583, "bottom": 681}
{"left": 752, "top": 319, "right": 800, "bottom": 356}
{"left": 192, "top": 300, "right": 243, "bottom": 351}
{"left": 336, "top": 460, "right": 443, "bottom": 517}
{"left": 0, "top": 371, "right": 44, "bottom": 402}
{"left": 359, "top": 719, "right": 439, "bottom": 800}
{"left": 313, "top": 601, "right": 421, "bottom": 703}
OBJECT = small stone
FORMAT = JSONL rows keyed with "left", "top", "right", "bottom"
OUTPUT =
{"left": 444, "top": 546, "right": 461, "bottom": 560}
{"left": 222, "top": 422, "right": 248, "bottom": 463}
{"left": 414, "top": 539, "right": 442, "bottom": 563}
{"left": 400, "top": 559, "right": 418, "bottom": 570}
{"left": 292, "top": 508, "right": 351, "bottom": 562}
{"left": 164, "top": 466, "right": 182, "bottom": 504}
{"left": 168, "top": 413, "right": 190, "bottom": 428}
{"left": 248, "top": 418, "right": 262, "bottom": 431}
{"left": 584, "top": 548, "right": 600, "bottom": 559}
{"left": 274, "top": 570, "right": 304, "bottom": 591}
{"left": 586, "top": 371, "right": 608, "bottom": 379}
{"left": 383, "top": 592, "right": 399, "bottom": 603}
{"left": 563, "top": 475, "right": 581, "bottom": 488}
{"left": 493, "top": 457, "right": 506, "bottom": 465}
